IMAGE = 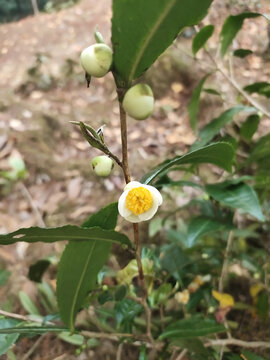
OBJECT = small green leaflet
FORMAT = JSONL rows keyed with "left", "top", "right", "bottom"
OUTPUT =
{"left": 188, "top": 74, "right": 210, "bottom": 132}
{"left": 243, "top": 82, "right": 270, "bottom": 98}
{"left": 240, "top": 114, "right": 260, "bottom": 141}
{"left": 141, "top": 142, "right": 235, "bottom": 185}
{"left": 220, "top": 12, "right": 261, "bottom": 56}
{"left": 233, "top": 49, "right": 253, "bottom": 58}
{"left": 192, "top": 25, "right": 214, "bottom": 55}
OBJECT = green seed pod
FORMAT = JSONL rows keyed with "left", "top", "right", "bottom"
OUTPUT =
{"left": 91, "top": 156, "right": 114, "bottom": 177}
{"left": 80, "top": 44, "right": 113, "bottom": 78}
{"left": 123, "top": 84, "right": 154, "bottom": 120}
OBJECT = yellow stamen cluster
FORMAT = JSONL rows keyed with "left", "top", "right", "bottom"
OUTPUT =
{"left": 126, "top": 187, "right": 153, "bottom": 215}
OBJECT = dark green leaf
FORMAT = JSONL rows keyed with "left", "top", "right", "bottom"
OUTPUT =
{"left": 112, "top": 0, "right": 213, "bottom": 85}
{"left": 170, "top": 338, "right": 209, "bottom": 356}
{"left": 115, "top": 299, "right": 142, "bottom": 328}
{"left": 204, "top": 88, "right": 222, "bottom": 96}
{"left": 192, "top": 25, "right": 214, "bottom": 55}
{"left": 187, "top": 216, "right": 234, "bottom": 247}
{"left": 205, "top": 180, "right": 264, "bottom": 221}
{"left": 28, "top": 260, "right": 51, "bottom": 283}
{"left": 188, "top": 74, "right": 210, "bottom": 131}
{"left": 0, "top": 225, "right": 130, "bottom": 246}
{"left": 240, "top": 114, "right": 260, "bottom": 140}
{"left": 98, "top": 291, "right": 114, "bottom": 305}
{"left": 0, "top": 318, "right": 20, "bottom": 356}
{"left": 19, "top": 291, "right": 40, "bottom": 316}
{"left": 242, "top": 350, "right": 267, "bottom": 360}
{"left": 115, "top": 285, "right": 127, "bottom": 302}
{"left": 0, "top": 269, "right": 10, "bottom": 287}
{"left": 233, "top": 49, "right": 253, "bottom": 58}
{"left": 220, "top": 12, "right": 261, "bottom": 57}
{"left": 195, "top": 106, "right": 255, "bottom": 148}
{"left": 141, "top": 142, "right": 235, "bottom": 184}
{"left": 256, "top": 291, "right": 268, "bottom": 320}
{"left": 243, "top": 82, "right": 270, "bottom": 98}
{"left": 160, "top": 245, "right": 190, "bottom": 281}
{"left": 57, "top": 203, "right": 123, "bottom": 331}
{"left": 160, "top": 317, "right": 225, "bottom": 340}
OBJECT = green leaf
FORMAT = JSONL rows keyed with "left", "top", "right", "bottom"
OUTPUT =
{"left": 159, "top": 317, "right": 225, "bottom": 340}
{"left": 220, "top": 12, "right": 261, "bottom": 57}
{"left": 188, "top": 74, "right": 209, "bottom": 132}
{"left": 18, "top": 291, "right": 40, "bottom": 316}
{"left": 256, "top": 291, "right": 268, "bottom": 320}
{"left": 233, "top": 49, "right": 253, "bottom": 58}
{"left": 112, "top": 0, "right": 213, "bottom": 85}
{"left": 204, "top": 88, "right": 222, "bottom": 96}
{"left": 240, "top": 114, "right": 260, "bottom": 140}
{"left": 187, "top": 216, "right": 234, "bottom": 247}
{"left": 192, "top": 25, "right": 214, "bottom": 55}
{"left": 57, "top": 203, "right": 123, "bottom": 331}
{"left": 160, "top": 245, "right": 190, "bottom": 282}
{"left": 241, "top": 350, "right": 267, "bottom": 360}
{"left": 170, "top": 338, "right": 209, "bottom": 356}
{"left": 195, "top": 106, "right": 255, "bottom": 148}
{"left": 141, "top": 142, "right": 235, "bottom": 184}
{"left": 28, "top": 260, "right": 51, "bottom": 283}
{"left": 0, "top": 326, "right": 66, "bottom": 335}
{"left": 0, "top": 318, "right": 20, "bottom": 356}
{"left": 205, "top": 180, "right": 264, "bottom": 221}
{"left": 243, "top": 82, "right": 270, "bottom": 98}
{"left": 0, "top": 269, "right": 10, "bottom": 287}
{"left": 0, "top": 224, "right": 130, "bottom": 246}
{"left": 58, "top": 331, "right": 84, "bottom": 346}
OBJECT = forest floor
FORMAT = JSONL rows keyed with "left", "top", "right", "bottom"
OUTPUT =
{"left": 0, "top": 0, "right": 269, "bottom": 358}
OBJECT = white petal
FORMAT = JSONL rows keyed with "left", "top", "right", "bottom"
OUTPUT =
{"left": 124, "top": 181, "right": 142, "bottom": 192}
{"left": 141, "top": 184, "right": 163, "bottom": 205}
{"left": 138, "top": 203, "right": 159, "bottom": 222}
{"left": 125, "top": 213, "right": 141, "bottom": 223}
{"left": 118, "top": 190, "right": 132, "bottom": 218}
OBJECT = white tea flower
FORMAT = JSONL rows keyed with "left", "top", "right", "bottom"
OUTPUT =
{"left": 118, "top": 181, "right": 162, "bottom": 223}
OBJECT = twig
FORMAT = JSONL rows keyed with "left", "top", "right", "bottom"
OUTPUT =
{"left": 205, "top": 50, "right": 270, "bottom": 118}
{"left": 218, "top": 227, "right": 234, "bottom": 293}
{"left": 18, "top": 182, "right": 45, "bottom": 227}
{"left": 119, "top": 101, "right": 131, "bottom": 183}
{"left": 205, "top": 339, "right": 270, "bottom": 349}
{"left": 175, "top": 349, "right": 187, "bottom": 360}
{"left": 116, "top": 343, "right": 123, "bottom": 360}
{"left": 22, "top": 334, "right": 45, "bottom": 360}
{"left": 0, "top": 309, "right": 53, "bottom": 325}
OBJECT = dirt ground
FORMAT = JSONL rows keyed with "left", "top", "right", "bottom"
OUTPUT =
{"left": 0, "top": 0, "right": 269, "bottom": 358}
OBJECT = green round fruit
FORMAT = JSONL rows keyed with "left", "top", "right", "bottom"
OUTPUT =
{"left": 80, "top": 44, "right": 113, "bottom": 78}
{"left": 123, "top": 84, "right": 154, "bottom": 120}
{"left": 91, "top": 156, "right": 114, "bottom": 177}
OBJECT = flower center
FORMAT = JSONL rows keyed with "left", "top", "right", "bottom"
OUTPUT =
{"left": 126, "top": 187, "right": 153, "bottom": 215}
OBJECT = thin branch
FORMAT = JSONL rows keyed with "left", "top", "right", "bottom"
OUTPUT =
{"left": 218, "top": 215, "right": 236, "bottom": 293}
{"left": 0, "top": 309, "right": 54, "bottom": 325}
{"left": 205, "top": 50, "right": 270, "bottom": 118}
{"left": 175, "top": 349, "right": 187, "bottom": 360}
{"left": 116, "top": 343, "right": 123, "bottom": 360}
{"left": 18, "top": 182, "right": 45, "bottom": 227}
{"left": 119, "top": 101, "right": 131, "bottom": 183}
{"left": 206, "top": 339, "right": 270, "bottom": 349}
{"left": 22, "top": 334, "right": 45, "bottom": 360}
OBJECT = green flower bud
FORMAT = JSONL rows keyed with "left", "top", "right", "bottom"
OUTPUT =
{"left": 80, "top": 44, "right": 113, "bottom": 78}
{"left": 123, "top": 84, "right": 154, "bottom": 120}
{"left": 91, "top": 155, "right": 114, "bottom": 177}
